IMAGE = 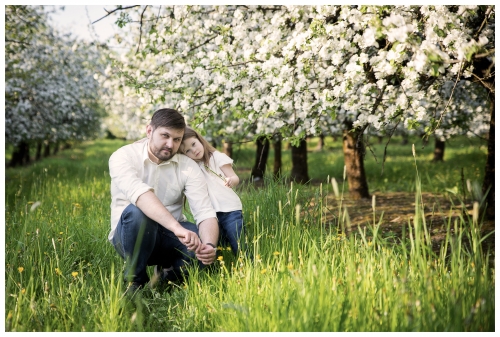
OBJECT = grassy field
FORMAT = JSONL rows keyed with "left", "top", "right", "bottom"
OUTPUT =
{"left": 4, "top": 136, "right": 494, "bottom": 331}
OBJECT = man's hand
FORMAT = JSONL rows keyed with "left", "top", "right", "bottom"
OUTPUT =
{"left": 196, "top": 243, "right": 217, "bottom": 265}
{"left": 136, "top": 191, "right": 202, "bottom": 252}
{"left": 174, "top": 228, "right": 201, "bottom": 252}
{"left": 197, "top": 218, "right": 218, "bottom": 261}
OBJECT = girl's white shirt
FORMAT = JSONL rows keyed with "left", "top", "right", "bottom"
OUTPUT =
{"left": 200, "top": 151, "right": 242, "bottom": 213}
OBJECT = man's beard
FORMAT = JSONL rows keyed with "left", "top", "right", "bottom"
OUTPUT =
{"left": 152, "top": 146, "right": 175, "bottom": 162}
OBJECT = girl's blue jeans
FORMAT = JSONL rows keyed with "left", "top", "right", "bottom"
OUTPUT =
{"left": 217, "top": 210, "right": 244, "bottom": 255}
{"left": 111, "top": 204, "right": 200, "bottom": 286}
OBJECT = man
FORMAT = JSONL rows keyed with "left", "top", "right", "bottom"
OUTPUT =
{"left": 108, "top": 108, "right": 219, "bottom": 294}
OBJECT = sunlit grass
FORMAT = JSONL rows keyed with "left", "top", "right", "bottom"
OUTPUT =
{"left": 5, "top": 138, "right": 493, "bottom": 331}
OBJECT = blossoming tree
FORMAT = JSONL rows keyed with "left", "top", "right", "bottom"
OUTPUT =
{"left": 103, "top": 5, "right": 494, "bottom": 216}
{"left": 5, "top": 5, "right": 106, "bottom": 166}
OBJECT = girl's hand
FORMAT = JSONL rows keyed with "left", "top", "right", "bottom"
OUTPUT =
{"left": 220, "top": 165, "right": 239, "bottom": 188}
{"left": 224, "top": 176, "right": 234, "bottom": 188}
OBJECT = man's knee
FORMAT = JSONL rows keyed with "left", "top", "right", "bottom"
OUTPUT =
{"left": 118, "top": 204, "right": 158, "bottom": 244}
{"left": 180, "top": 221, "right": 199, "bottom": 235}
{"left": 121, "top": 204, "right": 148, "bottom": 225}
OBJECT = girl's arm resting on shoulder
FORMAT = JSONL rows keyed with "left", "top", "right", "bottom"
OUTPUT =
{"left": 220, "top": 164, "right": 240, "bottom": 188}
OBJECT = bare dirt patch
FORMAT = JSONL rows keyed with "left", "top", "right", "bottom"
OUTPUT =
{"left": 324, "top": 191, "right": 495, "bottom": 258}
{"left": 244, "top": 178, "right": 494, "bottom": 261}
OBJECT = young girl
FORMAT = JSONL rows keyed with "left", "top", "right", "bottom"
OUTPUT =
{"left": 180, "top": 127, "right": 244, "bottom": 256}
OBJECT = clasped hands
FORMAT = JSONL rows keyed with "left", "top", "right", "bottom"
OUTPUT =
{"left": 177, "top": 230, "right": 216, "bottom": 265}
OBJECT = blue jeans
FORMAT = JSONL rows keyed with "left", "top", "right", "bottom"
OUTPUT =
{"left": 111, "top": 204, "right": 200, "bottom": 285}
{"left": 217, "top": 210, "right": 244, "bottom": 255}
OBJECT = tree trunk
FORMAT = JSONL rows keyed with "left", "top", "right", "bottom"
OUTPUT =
{"left": 273, "top": 136, "right": 282, "bottom": 178}
{"left": 342, "top": 127, "right": 370, "bottom": 199}
{"left": 251, "top": 136, "right": 269, "bottom": 181}
{"left": 401, "top": 133, "right": 409, "bottom": 145}
{"left": 482, "top": 95, "right": 494, "bottom": 220}
{"left": 472, "top": 36, "right": 494, "bottom": 220}
{"left": 290, "top": 138, "right": 309, "bottom": 183}
{"left": 315, "top": 134, "right": 325, "bottom": 151}
{"left": 223, "top": 141, "right": 232, "bottom": 158}
{"left": 211, "top": 136, "right": 220, "bottom": 149}
{"left": 432, "top": 138, "right": 445, "bottom": 162}
{"left": 9, "top": 141, "right": 30, "bottom": 167}
{"left": 35, "top": 140, "right": 42, "bottom": 161}
{"left": 43, "top": 141, "right": 51, "bottom": 157}
{"left": 53, "top": 142, "right": 59, "bottom": 155}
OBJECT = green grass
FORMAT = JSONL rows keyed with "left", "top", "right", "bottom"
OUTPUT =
{"left": 4, "top": 137, "right": 494, "bottom": 331}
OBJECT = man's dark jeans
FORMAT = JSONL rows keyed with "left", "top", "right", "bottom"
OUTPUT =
{"left": 111, "top": 204, "right": 200, "bottom": 285}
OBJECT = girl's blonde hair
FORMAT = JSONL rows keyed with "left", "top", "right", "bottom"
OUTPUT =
{"left": 180, "top": 126, "right": 217, "bottom": 165}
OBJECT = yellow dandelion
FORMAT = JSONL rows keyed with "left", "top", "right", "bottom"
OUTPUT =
{"left": 21, "top": 288, "right": 26, "bottom": 294}
{"left": 217, "top": 256, "right": 224, "bottom": 261}
{"left": 217, "top": 246, "right": 223, "bottom": 250}
{"left": 18, "top": 267, "right": 24, "bottom": 273}
{"left": 55, "top": 268, "right": 62, "bottom": 276}
{"left": 260, "top": 268, "right": 267, "bottom": 274}
{"left": 59, "top": 232, "right": 63, "bottom": 235}
{"left": 273, "top": 251, "right": 280, "bottom": 256}
{"left": 72, "top": 271, "right": 78, "bottom": 278}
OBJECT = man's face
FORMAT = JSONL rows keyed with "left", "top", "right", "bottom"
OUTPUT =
{"left": 146, "top": 125, "right": 184, "bottom": 162}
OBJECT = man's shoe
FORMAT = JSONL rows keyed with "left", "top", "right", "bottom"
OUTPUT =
{"left": 124, "top": 281, "right": 143, "bottom": 299}
{"left": 151, "top": 265, "right": 174, "bottom": 287}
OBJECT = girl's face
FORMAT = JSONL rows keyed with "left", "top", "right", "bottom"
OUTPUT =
{"left": 182, "top": 137, "right": 204, "bottom": 161}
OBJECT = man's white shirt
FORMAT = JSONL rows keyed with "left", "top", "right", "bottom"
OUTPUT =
{"left": 108, "top": 138, "right": 216, "bottom": 241}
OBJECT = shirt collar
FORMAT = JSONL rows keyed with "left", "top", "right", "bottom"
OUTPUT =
{"left": 142, "top": 139, "right": 179, "bottom": 165}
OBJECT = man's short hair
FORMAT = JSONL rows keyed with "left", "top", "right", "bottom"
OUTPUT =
{"left": 150, "top": 108, "right": 186, "bottom": 130}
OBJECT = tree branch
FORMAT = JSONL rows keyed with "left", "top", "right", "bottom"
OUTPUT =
{"left": 474, "top": 5, "right": 494, "bottom": 39}
{"left": 471, "top": 72, "right": 495, "bottom": 93}
{"left": 205, "top": 59, "right": 263, "bottom": 71}
{"left": 5, "top": 38, "right": 31, "bottom": 46}
{"left": 92, "top": 5, "right": 141, "bottom": 24}
{"left": 136, "top": 6, "right": 148, "bottom": 54}
{"left": 186, "top": 35, "right": 218, "bottom": 54}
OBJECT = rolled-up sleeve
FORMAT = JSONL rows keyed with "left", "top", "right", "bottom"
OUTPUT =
{"left": 109, "top": 147, "right": 152, "bottom": 206}
{"left": 182, "top": 160, "right": 217, "bottom": 225}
